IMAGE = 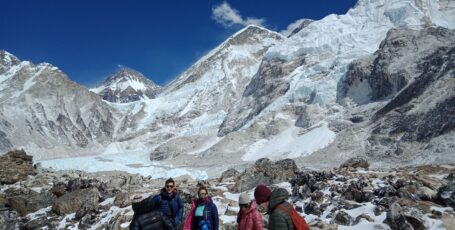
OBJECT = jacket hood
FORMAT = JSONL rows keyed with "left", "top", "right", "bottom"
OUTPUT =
{"left": 244, "top": 200, "right": 258, "bottom": 214}
{"left": 268, "top": 188, "right": 289, "bottom": 211}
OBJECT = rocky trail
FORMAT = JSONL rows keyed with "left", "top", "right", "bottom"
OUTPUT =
{"left": 1, "top": 150, "right": 454, "bottom": 229}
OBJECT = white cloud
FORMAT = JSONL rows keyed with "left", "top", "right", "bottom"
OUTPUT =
{"left": 212, "top": 2, "right": 265, "bottom": 28}
{"left": 280, "top": 18, "right": 314, "bottom": 37}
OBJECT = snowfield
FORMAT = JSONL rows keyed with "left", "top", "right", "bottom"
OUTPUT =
{"left": 38, "top": 151, "right": 208, "bottom": 180}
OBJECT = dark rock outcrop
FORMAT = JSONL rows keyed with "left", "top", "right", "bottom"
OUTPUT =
{"left": 218, "top": 55, "right": 304, "bottom": 137}
{"left": 0, "top": 150, "right": 35, "bottom": 184}
{"left": 337, "top": 27, "right": 455, "bottom": 161}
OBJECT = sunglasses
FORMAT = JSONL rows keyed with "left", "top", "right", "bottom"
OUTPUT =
{"left": 239, "top": 204, "right": 249, "bottom": 208}
{"left": 166, "top": 185, "right": 174, "bottom": 188}
{"left": 199, "top": 192, "right": 207, "bottom": 196}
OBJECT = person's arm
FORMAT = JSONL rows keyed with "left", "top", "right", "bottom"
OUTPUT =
{"left": 253, "top": 210, "right": 264, "bottom": 230}
{"left": 161, "top": 212, "right": 177, "bottom": 230}
{"left": 211, "top": 203, "right": 219, "bottom": 230}
{"left": 132, "top": 195, "right": 159, "bottom": 214}
{"left": 175, "top": 195, "right": 184, "bottom": 226}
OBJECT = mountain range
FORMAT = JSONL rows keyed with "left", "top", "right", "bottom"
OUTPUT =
{"left": 0, "top": 0, "right": 454, "bottom": 173}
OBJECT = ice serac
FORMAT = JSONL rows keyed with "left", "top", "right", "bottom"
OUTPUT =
{"left": 90, "top": 67, "right": 161, "bottom": 103}
{"left": 0, "top": 51, "right": 120, "bottom": 159}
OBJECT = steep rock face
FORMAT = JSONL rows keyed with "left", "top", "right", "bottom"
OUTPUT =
{"left": 336, "top": 27, "right": 455, "bottom": 162}
{"left": 368, "top": 46, "right": 454, "bottom": 159}
{"left": 338, "top": 27, "right": 454, "bottom": 105}
{"left": 218, "top": 0, "right": 455, "bottom": 138}
{"left": 0, "top": 51, "right": 120, "bottom": 159}
{"left": 218, "top": 56, "right": 303, "bottom": 136}
{"left": 90, "top": 67, "right": 161, "bottom": 103}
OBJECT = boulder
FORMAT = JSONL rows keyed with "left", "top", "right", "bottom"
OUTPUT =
{"left": 304, "top": 201, "right": 322, "bottom": 216}
{"left": 384, "top": 202, "right": 414, "bottom": 230}
{"left": 234, "top": 158, "right": 298, "bottom": 192}
{"left": 114, "top": 192, "right": 131, "bottom": 208}
{"left": 334, "top": 210, "right": 352, "bottom": 226}
{"left": 219, "top": 168, "right": 240, "bottom": 183}
{"left": 417, "top": 186, "right": 438, "bottom": 200}
{"left": 353, "top": 214, "right": 374, "bottom": 225}
{"left": 6, "top": 189, "right": 55, "bottom": 216}
{"left": 438, "top": 181, "right": 455, "bottom": 209}
{"left": 52, "top": 187, "right": 100, "bottom": 215}
{"left": 50, "top": 182, "right": 67, "bottom": 197}
{"left": 339, "top": 156, "right": 369, "bottom": 169}
{"left": 0, "top": 210, "right": 16, "bottom": 230}
{"left": 0, "top": 150, "right": 35, "bottom": 184}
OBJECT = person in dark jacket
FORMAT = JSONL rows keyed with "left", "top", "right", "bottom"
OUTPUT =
{"left": 254, "top": 185, "right": 294, "bottom": 230}
{"left": 129, "top": 195, "right": 176, "bottom": 230}
{"left": 184, "top": 186, "right": 219, "bottom": 230}
{"left": 132, "top": 178, "right": 184, "bottom": 227}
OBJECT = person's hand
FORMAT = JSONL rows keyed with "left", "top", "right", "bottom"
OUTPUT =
{"left": 132, "top": 194, "right": 143, "bottom": 203}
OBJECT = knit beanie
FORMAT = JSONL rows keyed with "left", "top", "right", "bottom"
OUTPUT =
{"left": 254, "top": 185, "right": 271, "bottom": 204}
{"left": 239, "top": 193, "right": 251, "bottom": 205}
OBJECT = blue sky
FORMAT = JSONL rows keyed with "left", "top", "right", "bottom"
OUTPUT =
{"left": 0, "top": 0, "right": 357, "bottom": 87}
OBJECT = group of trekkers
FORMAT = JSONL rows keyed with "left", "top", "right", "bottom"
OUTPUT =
{"left": 129, "top": 178, "right": 309, "bottom": 230}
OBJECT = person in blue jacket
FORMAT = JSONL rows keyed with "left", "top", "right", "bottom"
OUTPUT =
{"left": 132, "top": 178, "right": 184, "bottom": 227}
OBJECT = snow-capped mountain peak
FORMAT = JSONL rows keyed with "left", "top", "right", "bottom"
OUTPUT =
{"left": 0, "top": 50, "right": 21, "bottom": 72}
{"left": 90, "top": 67, "right": 161, "bottom": 103}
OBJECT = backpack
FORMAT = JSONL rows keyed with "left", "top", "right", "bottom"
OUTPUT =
{"left": 276, "top": 203, "right": 310, "bottom": 230}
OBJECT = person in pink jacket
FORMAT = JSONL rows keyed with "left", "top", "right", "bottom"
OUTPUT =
{"left": 236, "top": 193, "right": 264, "bottom": 230}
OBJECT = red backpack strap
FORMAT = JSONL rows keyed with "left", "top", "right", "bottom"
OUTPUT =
{"left": 276, "top": 203, "right": 292, "bottom": 214}
{"left": 276, "top": 203, "right": 310, "bottom": 230}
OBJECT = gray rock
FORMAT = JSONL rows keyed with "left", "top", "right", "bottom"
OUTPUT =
{"left": 304, "top": 201, "right": 322, "bottom": 216}
{"left": 353, "top": 213, "right": 374, "bottom": 225}
{"left": 114, "top": 192, "right": 131, "bottom": 208}
{"left": 384, "top": 202, "right": 414, "bottom": 230}
{"left": 234, "top": 158, "right": 298, "bottom": 192}
{"left": 52, "top": 187, "right": 100, "bottom": 215}
{"left": 0, "top": 150, "right": 35, "bottom": 184}
{"left": 6, "top": 189, "right": 55, "bottom": 216}
{"left": 219, "top": 168, "right": 240, "bottom": 183}
{"left": 340, "top": 156, "right": 369, "bottom": 169}
{"left": 401, "top": 206, "right": 427, "bottom": 230}
{"left": 0, "top": 210, "right": 16, "bottom": 230}
{"left": 417, "top": 186, "right": 438, "bottom": 200}
{"left": 334, "top": 210, "right": 352, "bottom": 226}
{"left": 50, "top": 182, "right": 67, "bottom": 197}
{"left": 374, "top": 185, "right": 397, "bottom": 197}
{"left": 438, "top": 181, "right": 455, "bottom": 209}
